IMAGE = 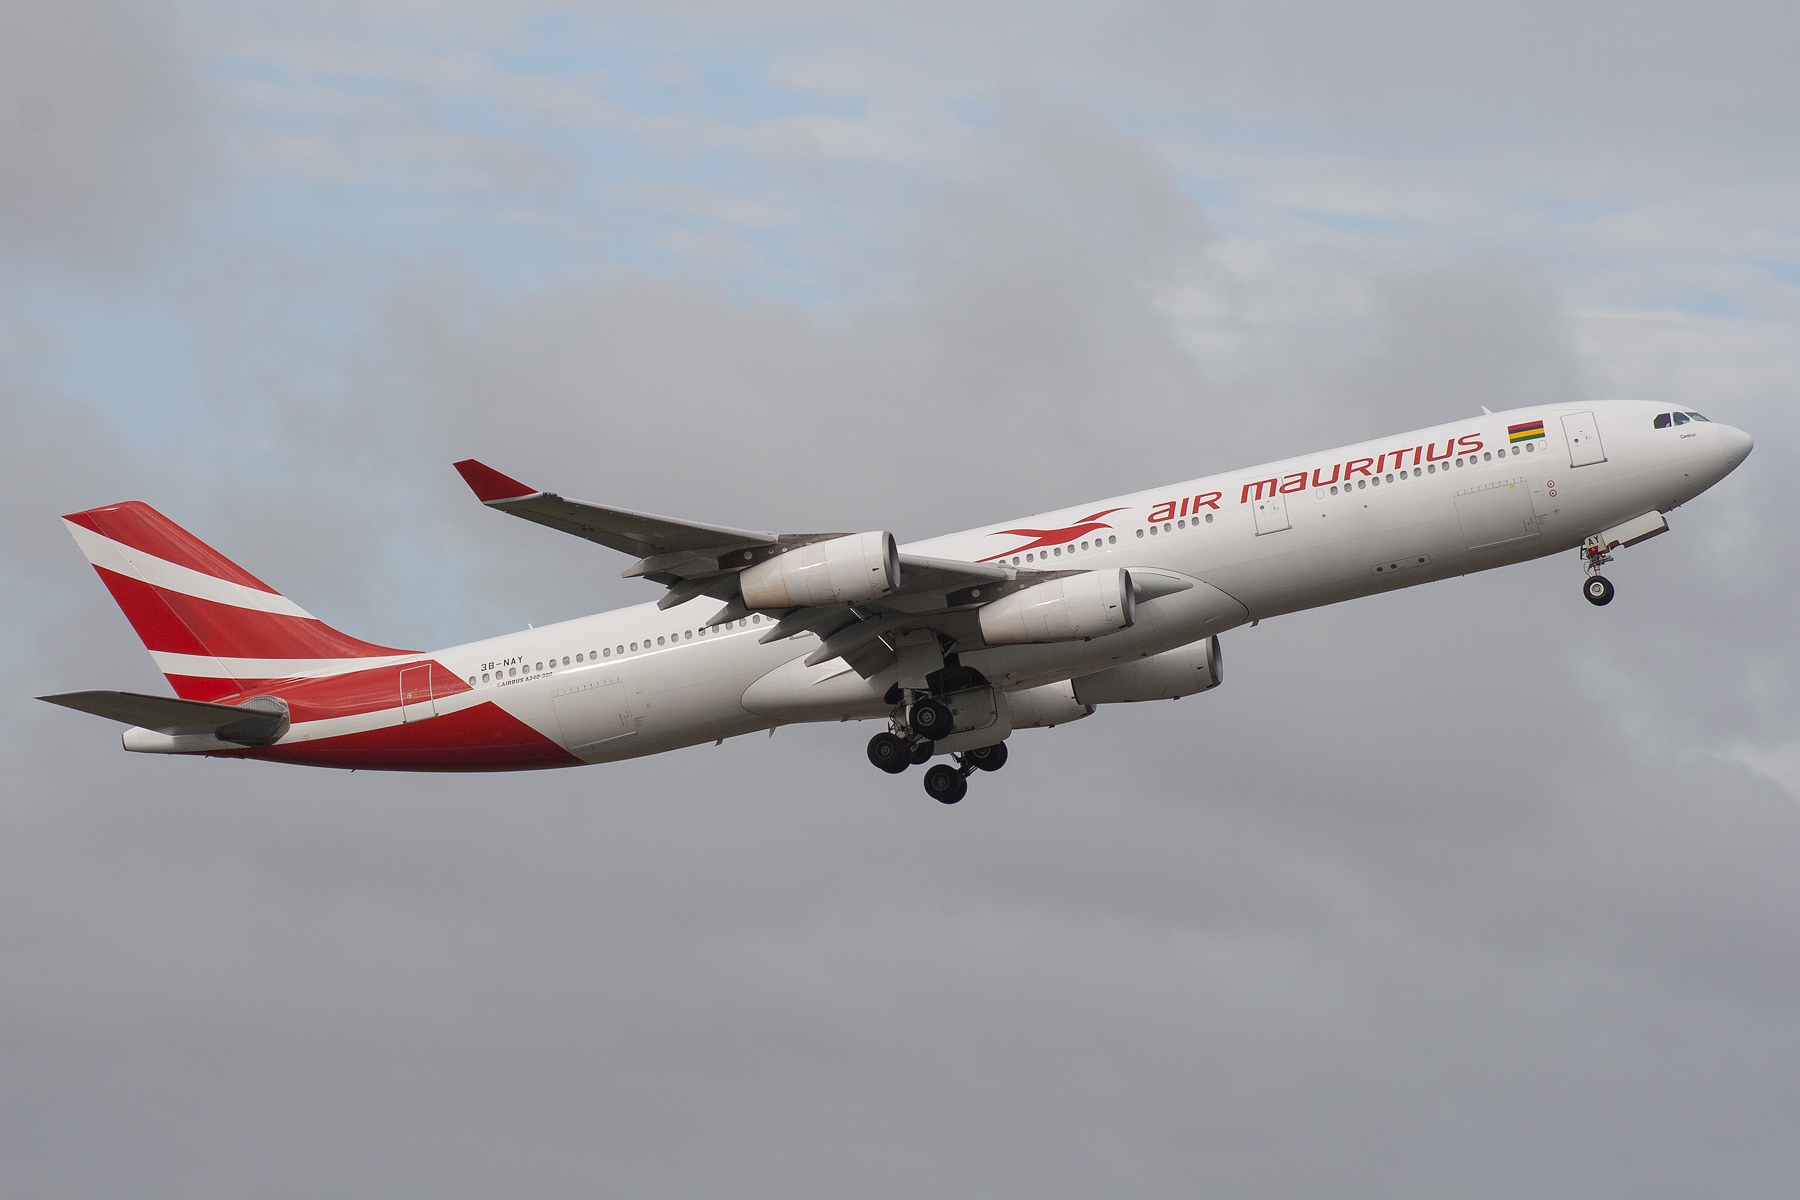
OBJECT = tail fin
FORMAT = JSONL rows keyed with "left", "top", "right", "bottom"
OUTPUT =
{"left": 63, "top": 502, "right": 413, "bottom": 702}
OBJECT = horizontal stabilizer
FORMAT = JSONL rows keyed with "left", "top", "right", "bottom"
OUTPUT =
{"left": 38, "top": 691, "right": 289, "bottom": 745}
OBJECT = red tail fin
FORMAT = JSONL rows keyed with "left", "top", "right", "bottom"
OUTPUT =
{"left": 63, "top": 502, "right": 413, "bottom": 702}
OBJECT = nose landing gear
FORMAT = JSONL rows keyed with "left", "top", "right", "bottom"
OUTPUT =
{"left": 1581, "top": 539, "right": 1616, "bottom": 607}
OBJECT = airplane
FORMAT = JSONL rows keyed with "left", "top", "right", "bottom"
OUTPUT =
{"left": 39, "top": 400, "right": 1752, "bottom": 805}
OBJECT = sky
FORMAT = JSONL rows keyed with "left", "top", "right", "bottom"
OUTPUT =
{"left": 3, "top": 1, "right": 1798, "bottom": 1195}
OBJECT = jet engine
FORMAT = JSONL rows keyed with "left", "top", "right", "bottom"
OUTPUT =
{"left": 977, "top": 568, "right": 1134, "bottom": 645}
{"left": 738, "top": 531, "right": 900, "bottom": 607}
{"left": 1071, "top": 636, "right": 1223, "bottom": 704}
{"left": 1003, "top": 681, "right": 1094, "bottom": 729}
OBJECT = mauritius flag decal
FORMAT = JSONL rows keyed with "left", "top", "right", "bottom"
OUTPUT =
{"left": 1508, "top": 419, "right": 1546, "bottom": 444}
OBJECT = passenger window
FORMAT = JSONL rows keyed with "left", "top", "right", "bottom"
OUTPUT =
{"left": 1654, "top": 413, "right": 1672, "bottom": 428}
{"left": 1427, "top": 463, "right": 1436, "bottom": 473}
{"left": 509, "top": 667, "right": 516, "bottom": 677}
{"left": 1149, "top": 526, "right": 1157, "bottom": 535}
{"left": 1108, "top": 535, "right": 1116, "bottom": 543}
{"left": 1357, "top": 479, "right": 1366, "bottom": 489}
{"left": 1136, "top": 529, "right": 1144, "bottom": 538}
{"left": 630, "top": 642, "right": 638, "bottom": 651}
{"left": 1385, "top": 473, "right": 1393, "bottom": 482}
{"left": 562, "top": 656, "right": 570, "bottom": 666}
{"left": 1482, "top": 452, "right": 1490, "bottom": 461}
{"left": 468, "top": 676, "right": 475, "bottom": 685}
{"left": 684, "top": 630, "right": 692, "bottom": 639}
{"left": 1053, "top": 547, "right": 1061, "bottom": 556}
{"left": 482, "top": 672, "right": 490, "bottom": 682}
{"left": 1672, "top": 412, "right": 1689, "bottom": 425}
{"left": 1205, "top": 513, "right": 1213, "bottom": 523}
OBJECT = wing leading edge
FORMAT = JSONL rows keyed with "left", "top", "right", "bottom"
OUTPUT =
{"left": 452, "top": 459, "right": 1077, "bottom": 676}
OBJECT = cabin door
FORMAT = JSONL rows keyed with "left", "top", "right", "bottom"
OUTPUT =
{"left": 1562, "top": 411, "right": 1608, "bottom": 467}
{"left": 1252, "top": 493, "right": 1291, "bottom": 535}
{"left": 399, "top": 664, "right": 437, "bottom": 722}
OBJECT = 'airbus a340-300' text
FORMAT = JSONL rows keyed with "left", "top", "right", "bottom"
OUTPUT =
{"left": 41, "top": 401, "right": 1751, "bottom": 804}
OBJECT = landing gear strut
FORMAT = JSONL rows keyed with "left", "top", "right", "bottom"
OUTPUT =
{"left": 868, "top": 687, "right": 1005, "bottom": 804}
{"left": 1581, "top": 539, "right": 1615, "bottom": 607}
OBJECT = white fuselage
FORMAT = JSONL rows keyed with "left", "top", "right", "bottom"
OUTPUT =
{"left": 387, "top": 400, "right": 1747, "bottom": 764}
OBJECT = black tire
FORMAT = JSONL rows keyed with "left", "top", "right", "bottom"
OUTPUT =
{"left": 1583, "top": 575, "right": 1615, "bottom": 606}
{"left": 923, "top": 764, "right": 967, "bottom": 805}
{"left": 867, "top": 732, "right": 910, "bottom": 774}
{"left": 966, "top": 742, "right": 1008, "bottom": 772}
{"left": 908, "top": 739, "right": 934, "bottom": 765}
{"left": 909, "top": 698, "right": 953, "bottom": 737}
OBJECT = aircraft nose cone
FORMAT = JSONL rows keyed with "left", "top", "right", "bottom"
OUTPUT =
{"left": 1719, "top": 423, "right": 1754, "bottom": 469}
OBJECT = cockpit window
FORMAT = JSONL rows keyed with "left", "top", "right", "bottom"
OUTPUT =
{"left": 1685, "top": 411, "right": 1710, "bottom": 421}
{"left": 1653, "top": 413, "right": 1672, "bottom": 428}
{"left": 1672, "top": 412, "right": 1690, "bottom": 425}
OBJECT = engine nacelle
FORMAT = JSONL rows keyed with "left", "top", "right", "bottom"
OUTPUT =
{"left": 977, "top": 568, "right": 1134, "bottom": 645}
{"left": 739, "top": 531, "right": 900, "bottom": 608}
{"left": 1002, "top": 681, "right": 1094, "bottom": 729}
{"left": 1071, "top": 635, "right": 1224, "bottom": 705}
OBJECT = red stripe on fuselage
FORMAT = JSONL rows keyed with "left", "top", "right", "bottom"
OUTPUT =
{"left": 215, "top": 700, "right": 578, "bottom": 772}
{"left": 66, "top": 502, "right": 283, "bottom": 593}
{"left": 167, "top": 661, "right": 475, "bottom": 711}
{"left": 205, "top": 662, "right": 473, "bottom": 722}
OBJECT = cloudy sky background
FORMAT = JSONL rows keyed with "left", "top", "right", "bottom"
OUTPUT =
{"left": 3, "top": 1, "right": 1797, "bottom": 1195}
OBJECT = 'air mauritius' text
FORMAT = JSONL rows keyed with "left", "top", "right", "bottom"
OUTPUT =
{"left": 1142, "top": 434, "right": 1487, "bottom": 521}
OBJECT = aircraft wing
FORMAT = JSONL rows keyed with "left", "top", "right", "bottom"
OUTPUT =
{"left": 453, "top": 459, "right": 786, "bottom": 558}
{"left": 453, "top": 459, "right": 1074, "bottom": 676}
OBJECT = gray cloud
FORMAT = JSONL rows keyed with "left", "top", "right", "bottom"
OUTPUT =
{"left": 4, "top": 15, "right": 1797, "bottom": 1200}
{"left": 0, "top": 0, "right": 211, "bottom": 268}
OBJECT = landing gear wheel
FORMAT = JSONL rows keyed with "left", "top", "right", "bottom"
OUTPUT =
{"left": 867, "top": 732, "right": 910, "bottom": 774}
{"left": 923, "top": 764, "right": 968, "bottom": 805}
{"left": 908, "top": 739, "right": 934, "bottom": 765}
{"left": 909, "top": 698, "right": 954, "bottom": 738}
{"left": 1583, "top": 575, "right": 1615, "bottom": 606}
{"left": 965, "top": 743, "right": 1008, "bottom": 772}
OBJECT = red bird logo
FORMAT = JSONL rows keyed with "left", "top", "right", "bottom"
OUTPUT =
{"left": 979, "top": 508, "right": 1127, "bottom": 562}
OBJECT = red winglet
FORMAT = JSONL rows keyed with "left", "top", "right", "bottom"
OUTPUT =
{"left": 454, "top": 459, "right": 536, "bottom": 503}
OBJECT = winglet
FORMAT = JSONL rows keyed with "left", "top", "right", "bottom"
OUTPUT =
{"left": 454, "top": 459, "right": 537, "bottom": 503}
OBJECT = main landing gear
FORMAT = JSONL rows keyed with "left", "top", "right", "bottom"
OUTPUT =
{"left": 865, "top": 703, "right": 1008, "bottom": 805}
{"left": 1581, "top": 539, "right": 1616, "bottom": 607}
